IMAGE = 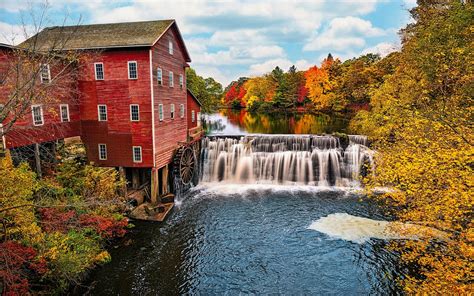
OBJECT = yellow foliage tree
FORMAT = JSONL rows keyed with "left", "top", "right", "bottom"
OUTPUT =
{"left": 351, "top": 1, "right": 473, "bottom": 292}
{"left": 0, "top": 156, "right": 43, "bottom": 244}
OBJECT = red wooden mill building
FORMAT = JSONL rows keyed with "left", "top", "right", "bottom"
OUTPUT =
{"left": 0, "top": 20, "right": 203, "bottom": 202}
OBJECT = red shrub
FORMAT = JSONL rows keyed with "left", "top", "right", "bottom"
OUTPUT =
{"left": 38, "top": 208, "right": 76, "bottom": 233}
{"left": 0, "top": 241, "right": 48, "bottom": 295}
{"left": 78, "top": 214, "right": 127, "bottom": 239}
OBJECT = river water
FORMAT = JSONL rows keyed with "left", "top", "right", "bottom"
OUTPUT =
{"left": 84, "top": 111, "right": 404, "bottom": 295}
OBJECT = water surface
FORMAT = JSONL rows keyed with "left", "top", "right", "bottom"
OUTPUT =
{"left": 86, "top": 186, "right": 402, "bottom": 295}
{"left": 203, "top": 109, "right": 349, "bottom": 135}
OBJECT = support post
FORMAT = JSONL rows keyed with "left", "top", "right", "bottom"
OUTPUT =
{"left": 151, "top": 168, "right": 159, "bottom": 205}
{"left": 162, "top": 165, "right": 169, "bottom": 195}
{"left": 132, "top": 169, "right": 140, "bottom": 189}
{"left": 34, "top": 143, "right": 42, "bottom": 178}
{"left": 118, "top": 167, "right": 127, "bottom": 197}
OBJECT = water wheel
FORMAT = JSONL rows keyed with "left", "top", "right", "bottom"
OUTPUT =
{"left": 173, "top": 146, "right": 196, "bottom": 185}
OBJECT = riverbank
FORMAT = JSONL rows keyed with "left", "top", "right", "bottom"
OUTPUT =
{"left": 0, "top": 145, "right": 130, "bottom": 295}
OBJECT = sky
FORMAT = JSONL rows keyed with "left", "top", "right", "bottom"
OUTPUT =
{"left": 0, "top": 0, "right": 417, "bottom": 86}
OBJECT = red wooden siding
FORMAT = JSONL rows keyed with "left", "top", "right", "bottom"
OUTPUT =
{"left": 0, "top": 47, "right": 81, "bottom": 148}
{"left": 187, "top": 91, "right": 201, "bottom": 130}
{"left": 151, "top": 26, "right": 188, "bottom": 169}
{"left": 1, "top": 21, "right": 193, "bottom": 171}
{"left": 79, "top": 48, "right": 153, "bottom": 167}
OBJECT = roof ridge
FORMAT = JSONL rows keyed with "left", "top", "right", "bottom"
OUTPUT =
{"left": 44, "top": 19, "right": 175, "bottom": 30}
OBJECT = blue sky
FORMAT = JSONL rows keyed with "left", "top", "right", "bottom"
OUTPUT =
{"left": 0, "top": 0, "right": 416, "bottom": 86}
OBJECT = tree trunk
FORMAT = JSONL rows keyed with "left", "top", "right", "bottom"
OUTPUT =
{"left": 34, "top": 143, "right": 42, "bottom": 178}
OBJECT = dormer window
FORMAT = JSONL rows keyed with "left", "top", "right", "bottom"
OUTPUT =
{"left": 168, "top": 39, "right": 173, "bottom": 55}
{"left": 40, "top": 64, "right": 51, "bottom": 84}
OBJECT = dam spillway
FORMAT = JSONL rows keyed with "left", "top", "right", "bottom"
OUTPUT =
{"left": 200, "top": 134, "right": 373, "bottom": 187}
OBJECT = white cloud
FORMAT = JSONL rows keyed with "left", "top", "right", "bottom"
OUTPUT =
{"left": 304, "top": 16, "right": 386, "bottom": 52}
{"left": 2, "top": 0, "right": 408, "bottom": 85}
{"left": 361, "top": 42, "right": 400, "bottom": 57}
{"left": 0, "top": 22, "right": 35, "bottom": 45}
{"left": 402, "top": 0, "right": 417, "bottom": 9}
{"left": 248, "top": 58, "right": 312, "bottom": 76}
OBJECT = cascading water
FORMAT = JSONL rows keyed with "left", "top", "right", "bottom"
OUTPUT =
{"left": 200, "top": 135, "right": 373, "bottom": 187}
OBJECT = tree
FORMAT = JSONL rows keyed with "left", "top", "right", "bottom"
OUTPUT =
{"left": 304, "top": 56, "right": 335, "bottom": 109}
{"left": 350, "top": 0, "right": 473, "bottom": 292}
{"left": 186, "top": 67, "right": 223, "bottom": 112}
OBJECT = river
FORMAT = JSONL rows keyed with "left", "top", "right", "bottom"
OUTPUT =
{"left": 82, "top": 110, "right": 404, "bottom": 295}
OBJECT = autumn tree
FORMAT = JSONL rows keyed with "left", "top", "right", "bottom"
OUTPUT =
{"left": 304, "top": 55, "right": 335, "bottom": 109}
{"left": 350, "top": 0, "right": 473, "bottom": 292}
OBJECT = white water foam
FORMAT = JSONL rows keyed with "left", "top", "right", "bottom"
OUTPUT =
{"left": 308, "top": 213, "right": 448, "bottom": 244}
{"left": 192, "top": 182, "right": 364, "bottom": 196}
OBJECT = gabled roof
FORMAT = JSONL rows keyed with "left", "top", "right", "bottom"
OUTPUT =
{"left": 19, "top": 20, "right": 191, "bottom": 62}
{"left": 187, "top": 89, "right": 202, "bottom": 107}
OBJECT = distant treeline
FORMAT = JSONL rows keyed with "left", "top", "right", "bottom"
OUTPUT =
{"left": 221, "top": 52, "right": 399, "bottom": 113}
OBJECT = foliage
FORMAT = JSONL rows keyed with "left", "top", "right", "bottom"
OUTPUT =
{"left": 350, "top": 0, "right": 473, "bottom": 292}
{"left": 220, "top": 53, "right": 392, "bottom": 113}
{"left": 186, "top": 67, "right": 223, "bottom": 112}
{"left": 0, "top": 154, "right": 128, "bottom": 294}
{"left": 0, "top": 241, "right": 48, "bottom": 295}
{"left": 42, "top": 230, "right": 110, "bottom": 292}
{"left": 0, "top": 157, "right": 43, "bottom": 243}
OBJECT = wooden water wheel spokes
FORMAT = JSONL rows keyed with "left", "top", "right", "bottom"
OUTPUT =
{"left": 179, "top": 147, "right": 196, "bottom": 185}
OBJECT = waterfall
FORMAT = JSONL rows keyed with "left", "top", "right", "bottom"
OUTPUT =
{"left": 200, "top": 135, "right": 373, "bottom": 187}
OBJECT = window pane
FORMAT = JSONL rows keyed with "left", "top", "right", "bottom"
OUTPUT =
{"left": 159, "top": 104, "right": 163, "bottom": 121}
{"left": 128, "top": 62, "right": 137, "bottom": 79}
{"left": 40, "top": 64, "right": 50, "bottom": 83}
{"left": 98, "top": 105, "right": 107, "bottom": 121}
{"left": 133, "top": 147, "right": 142, "bottom": 162}
{"left": 95, "top": 63, "right": 104, "bottom": 80}
{"left": 32, "top": 106, "right": 43, "bottom": 125}
{"left": 169, "top": 72, "right": 173, "bottom": 87}
{"left": 99, "top": 144, "right": 107, "bottom": 160}
{"left": 157, "top": 68, "right": 162, "bottom": 85}
{"left": 61, "top": 105, "right": 69, "bottom": 122}
{"left": 131, "top": 105, "right": 139, "bottom": 121}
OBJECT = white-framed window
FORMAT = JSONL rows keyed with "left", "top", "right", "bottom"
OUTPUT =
{"left": 40, "top": 64, "right": 51, "bottom": 84}
{"left": 191, "top": 110, "right": 195, "bottom": 123}
{"left": 128, "top": 61, "right": 138, "bottom": 79}
{"left": 168, "top": 39, "right": 173, "bottom": 55}
{"left": 179, "top": 74, "right": 183, "bottom": 89}
{"left": 197, "top": 111, "right": 201, "bottom": 126}
{"left": 133, "top": 146, "right": 142, "bottom": 163}
{"left": 94, "top": 62, "right": 104, "bottom": 80}
{"left": 31, "top": 105, "right": 44, "bottom": 126}
{"left": 180, "top": 104, "right": 184, "bottom": 118}
{"left": 130, "top": 104, "right": 139, "bottom": 121}
{"left": 157, "top": 68, "right": 163, "bottom": 85}
{"left": 98, "top": 144, "right": 107, "bottom": 160}
{"left": 60, "top": 104, "right": 70, "bottom": 122}
{"left": 159, "top": 104, "right": 164, "bottom": 121}
{"left": 170, "top": 104, "right": 175, "bottom": 119}
{"left": 98, "top": 104, "right": 107, "bottom": 121}
{"left": 169, "top": 71, "right": 174, "bottom": 87}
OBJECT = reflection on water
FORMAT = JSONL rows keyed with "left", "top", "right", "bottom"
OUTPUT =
{"left": 203, "top": 109, "right": 350, "bottom": 135}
